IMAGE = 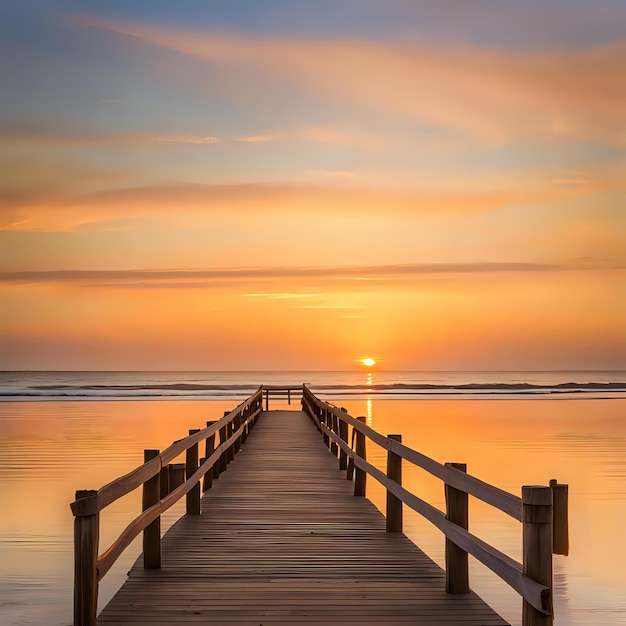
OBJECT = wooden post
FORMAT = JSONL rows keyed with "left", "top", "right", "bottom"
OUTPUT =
{"left": 354, "top": 416, "right": 366, "bottom": 497}
{"left": 73, "top": 489, "right": 99, "bottom": 626}
{"left": 288, "top": 388, "right": 291, "bottom": 404}
{"left": 159, "top": 464, "right": 170, "bottom": 498}
{"left": 386, "top": 435, "right": 402, "bottom": 532}
{"left": 226, "top": 418, "right": 235, "bottom": 463}
{"left": 346, "top": 424, "right": 356, "bottom": 481}
{"left": 522, "top": 485, "right": 553, "bottom": 625}
{"left": 550, "top": 479, "right": 569, "bottom": 556}
{"left": 445, "top": 462, "right": 469, "bottom": 593}
{"left": 242, "top": 407, "right": 249, "bottom": 443}
{"left": 186, "top": 430, "right": 200, "bottom": 515}
{"left": 322, "top": 408, "right": 330, "bottom": 447}
{"left": 265, "top": 388, "right": 269, "bottom": 411}
{"left": 168, "top": 463, "right": 185, "bottom": 490}
{"left": 330, "top": 411, "right": 339, "bottom": 457}
{"left": 142, "top": 449, "right": 161, "bottom": 569}
{"left": 203, "top": 422, "right": 216, "bottom": 492}
{"left": 217, "top": 424, "right": 228, "bottom": 475}
{"left": 233, "top": 412, "right": 242, "bottom": 456}
{"left": 339, "top": 410, "right": 348, "bottom": 471}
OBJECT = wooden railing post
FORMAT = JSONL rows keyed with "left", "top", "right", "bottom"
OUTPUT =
{"left": 233, "top": 412, "right": 242, "bottom": 454}
{"left": 330, "top": 411, "right": 339, "bottom": 457}
{"left": 339, "top": 409, "right": 348, "bottom": 470}
{"left": 73, "top": 489, "right": 99, "bottom": 626}
{"left": 346, "top": 423, "right": 357, "bottom": 481}
{"left": 142, "top": 449, "right": 161, "bottom": 569}
{"left": 242, "top": 407, "right": 249, "bottom": 443}
{"left": 445, "top": 462, "right": 469, "bottom": 593}
{"left": 226, "top": 418, "right": 235, "bottom": 464}
{"left": 265, "top": 388, "right": 269, "bottom": 410}
{"left": 550, "top": 479, "right": 569, "bottom": 556}
{"left": 354, "top": 416, "right": 366, "bottom": 497}
{"left": 159, "top": 464, "right": 170, "bottom": 498}
{"left": 203, "top": 422, "right": 216, "bottom": 492}
{"left": 168, "top": 463, "right": 185, "bottom": 490}
{"left": 522, "top": 485, "right": 553, "bottom": 625}
{"left": 386, "top": 435, "right": 403, "bottom": 532}
{"left": 322, "top": 408, "right": 330, "bottom": 447}
{"left": 217, "top": 422, "right": 228, "bottom": 476}
{"left": 186, "top": 430, "right": 201, "bottom": 515}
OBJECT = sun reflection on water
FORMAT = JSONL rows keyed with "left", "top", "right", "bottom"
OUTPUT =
{"left": 366, "top": 371, "right": 373, "bottom": 425}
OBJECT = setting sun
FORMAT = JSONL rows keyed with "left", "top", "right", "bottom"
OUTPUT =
{"left": 362, "top": 358, "right": 376, "bottom": 367}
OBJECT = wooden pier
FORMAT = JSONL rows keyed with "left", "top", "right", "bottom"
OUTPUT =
{"left": 71, "top": 386, "right": 568, "bottom": 626}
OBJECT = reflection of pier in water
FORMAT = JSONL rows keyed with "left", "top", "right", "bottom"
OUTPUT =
{"left": 71, "top": 385, "right": 568, "bottom": 625}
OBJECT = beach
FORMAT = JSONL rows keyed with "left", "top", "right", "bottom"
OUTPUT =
{"left": 0, "top": 372, "right": 625, "bottom": 625}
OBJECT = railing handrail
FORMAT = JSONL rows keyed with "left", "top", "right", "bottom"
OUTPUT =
{"left": 71, "top": 387, "right": 264, "bottom": 626}
{"left": 71, "top": 382, "right": 566, "bottom": 626}
{"left": 96, "top": 414, "right": 252, "bottom": 580}
{"left": 301, "top": 385, "right": 566, "bottom": 623}
{"left": 317, "top": 395, "right": 522, "bottom": 520}
{"left": 70, "top": 388, "right": 263, "bottom": 517}
{"left": 260, "top": 383, "right": 303, "bottom": 410}
{"left": 261, "top": 384, "right": 304, "bottom": 391}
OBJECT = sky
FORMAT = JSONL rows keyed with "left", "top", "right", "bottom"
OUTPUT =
{"left": 1, "top": 0, "right": 624, "bottom": 371}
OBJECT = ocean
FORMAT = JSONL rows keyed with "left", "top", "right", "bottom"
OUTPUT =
{"left": 1, "top": 370, "right": 624, "bottom": 399}
{"left": 0, "top": 370, "right": 625, "bottom": 625}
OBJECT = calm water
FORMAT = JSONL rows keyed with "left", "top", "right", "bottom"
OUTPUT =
{"left": 0, "top": 371, "right": 624, "bottom": 625}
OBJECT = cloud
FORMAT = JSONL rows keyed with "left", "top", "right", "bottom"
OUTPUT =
{"left": 297, "top": 127, "right": 382, "bottom": 151}
{"left": 0, "top": 125, "right": 377, "bottom": 149}
{"left": 155, "top": 135, "right": 221, "bottom": 144}
{"left": 71, "top": 15, "right": 626, "bottom": 147}
{"left": 0, "top": 126, "right": 222, "bottom": 147}
{"left": 0, "top": 181, "right": 552, "bottom": 231}
{"left": 0, "top": 261, "right": 607, "bottom": 288}
{"left": 233, "top": 133, "right": 283, "bottom": 143}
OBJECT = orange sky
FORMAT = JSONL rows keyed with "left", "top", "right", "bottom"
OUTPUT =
{"left": 1, "top": 2, "right": 624, "bottom": 370}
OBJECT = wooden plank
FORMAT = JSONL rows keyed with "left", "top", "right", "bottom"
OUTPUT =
{"left": 98, "top": 410, "right": 509, "bottom": 625}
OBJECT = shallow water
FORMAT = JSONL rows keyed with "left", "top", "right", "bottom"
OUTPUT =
{"left": 0, "top": 396, "right": 624, "bottom": 625}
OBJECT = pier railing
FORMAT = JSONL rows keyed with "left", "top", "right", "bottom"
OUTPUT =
{"left": 261, "top": 384, "right": 302, "bottom": 410}
{"left": 70, "top": 387, "right": 264, "bottom": 626}
{"left": 71, "top": 384, "right": 568, "bottom": 626}
{"left": 302, "top": 385, "right": 569, "bottom": 626}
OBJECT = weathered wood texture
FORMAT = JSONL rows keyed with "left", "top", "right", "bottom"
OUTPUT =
{"left": 98, "top": 410, "right": 508, "bottom": 625}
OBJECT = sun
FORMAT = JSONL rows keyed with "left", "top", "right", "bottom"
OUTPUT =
{"left": 361, "top": 358, "right": 376, "bottom": 367}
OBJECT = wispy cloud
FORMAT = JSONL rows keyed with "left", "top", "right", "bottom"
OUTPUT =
{"left": 155, "top": 135, "right": 221, "bottom": 144}
{"left": 71, "top": 15, "right": 626, "bottom": 146}
{"left": 0, "top": 127, "right": 222, "bottom": 146}
{"left": 233, "top": 133, "right": 283, "bottom": 143}
{"left": 297, "top": 127, "right": 383, "bottom": 151}
{"left": 0, "top": 181, "right": 553, "bottom": 232}
{"left": 0, "top": 261, "right": 607, "bottom": 287}
{"left": 242, "top": 293, "right": 321, "bottom": 299}
{"left": 0, "top": 125, "right": 375, "bottom": 149}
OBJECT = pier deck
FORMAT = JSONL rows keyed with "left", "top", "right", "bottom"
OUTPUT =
{"left": 98, "top": 410, "right": 508, "bottom": 625}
